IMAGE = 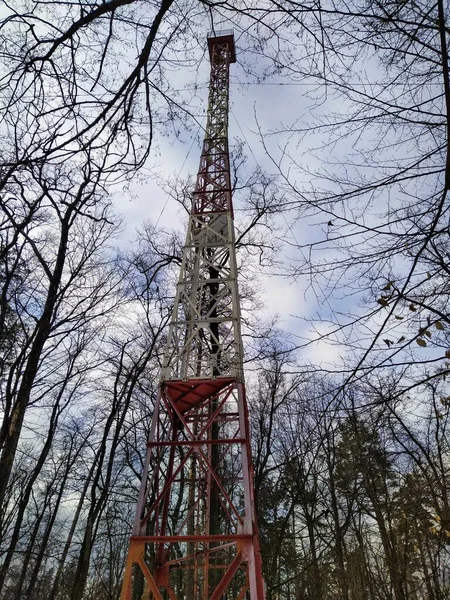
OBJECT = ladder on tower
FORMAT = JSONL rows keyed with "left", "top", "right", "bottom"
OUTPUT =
{"left": 120, "top": 31, "right": 266, "bottom": 600}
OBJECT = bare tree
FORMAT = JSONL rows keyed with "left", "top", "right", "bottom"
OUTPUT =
{"left": 0, "top": 154, "right": 121, "bottom": 509}
{"left": 257, "top": 1, "right": 450, "bottom": 399}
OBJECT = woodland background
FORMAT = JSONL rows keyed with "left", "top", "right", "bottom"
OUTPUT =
{"left": 1, "top": 1, "right": 450, "bottom": 599}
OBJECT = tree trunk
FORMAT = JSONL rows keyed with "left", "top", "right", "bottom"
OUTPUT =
{"left": 0, "top": 212, "right": 71, "bottom": 507}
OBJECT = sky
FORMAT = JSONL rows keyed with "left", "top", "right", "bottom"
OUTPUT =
{"left": 1, "top": 3, "right": 441, "bottom": 382}
{"left": 4, "top": 3, "right": 444, "bottom": 464}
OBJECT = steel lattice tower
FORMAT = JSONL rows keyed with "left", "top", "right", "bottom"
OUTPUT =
{"left": 121, "top": 31, "right": 265, "bottom": 600}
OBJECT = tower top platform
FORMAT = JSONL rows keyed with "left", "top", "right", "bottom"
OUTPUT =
{"left": 207, "top": 30, "right": 236, "bottom": 63}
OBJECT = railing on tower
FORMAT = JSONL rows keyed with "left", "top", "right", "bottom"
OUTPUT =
{"left": 120, "top": 31, "right": 265, "bottom": 600}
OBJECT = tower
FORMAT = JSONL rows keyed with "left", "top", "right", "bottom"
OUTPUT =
{"left": 120, "top": 31, "right": 265, "bottom": 600}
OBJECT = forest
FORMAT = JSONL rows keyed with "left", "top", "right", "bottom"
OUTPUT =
{"left": 1, "top": 1, "right": 450, "bottom": 599}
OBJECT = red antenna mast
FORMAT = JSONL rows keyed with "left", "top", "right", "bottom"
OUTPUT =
{"left": 121, "top": 31, "right": 265, "bottom": 600}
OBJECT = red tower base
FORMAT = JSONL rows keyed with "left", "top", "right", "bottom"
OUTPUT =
{"left": 120, "top": 379, "right": 265, "bottom": 600}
